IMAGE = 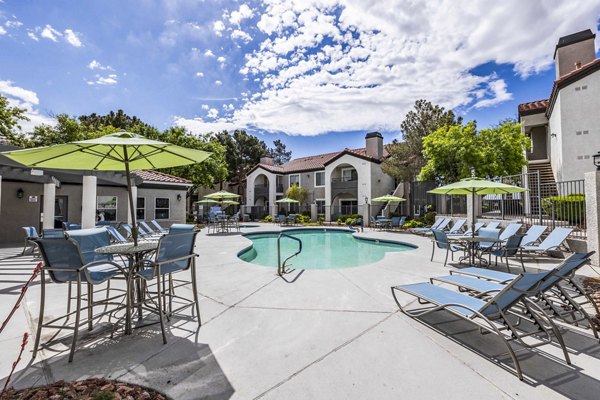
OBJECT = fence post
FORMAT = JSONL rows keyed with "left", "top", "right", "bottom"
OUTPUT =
{"left": 585, "top": 171, "right": 600, "bottom": 266}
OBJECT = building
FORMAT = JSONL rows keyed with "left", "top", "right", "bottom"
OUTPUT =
{"left": 0, "top": 144, "right": 191, "bottom": 246}
{"left": 519, "top": 29, "right": 600, "bottom": 183}
{"left": 245, "top": 132, "right": 396, "bottom": 221}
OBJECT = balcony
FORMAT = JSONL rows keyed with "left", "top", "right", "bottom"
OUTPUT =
{"left": 276, "top": 184, "right": 284, "bottom": 193}
{"left": 254, "top": 184, "right": 269, "bottom": 198}
{"left": 331, "top": 177, "right": 358, "bottom": 199}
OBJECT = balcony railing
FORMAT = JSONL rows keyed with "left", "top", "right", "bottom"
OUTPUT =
{"left": 331, "top": 177, "right": 358, "bottom": 198}
{"left": 254, "top": 184, "right": 269, "bottom": 198}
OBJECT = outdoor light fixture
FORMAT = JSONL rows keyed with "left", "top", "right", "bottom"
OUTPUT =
{"left": 594, "top": 151, "right": 600, "bottom": 170}
{"left": 16, "top": 188, "right": 24, "bottom": 199}
{"left": 177, "top": 194, "right": 182, "bottom": 201}
{"left": 364, "top": 196, "right": 369, "bottom": 204}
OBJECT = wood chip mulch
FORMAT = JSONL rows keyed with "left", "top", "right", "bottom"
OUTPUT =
{"left": 0, "top": 378, "right": 168, "bottom": 400}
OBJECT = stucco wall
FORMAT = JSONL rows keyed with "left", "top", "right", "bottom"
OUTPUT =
{"left": 549, "top": 94, "right": 563, "bottom": 181}
{"left": 137, "top": 187, "right": 187, "bottom": 225}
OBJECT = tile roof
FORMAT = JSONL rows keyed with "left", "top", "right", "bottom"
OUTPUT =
{"left": 517, "top": 99, "right": 549, "bottom": 115}
{"left": 546, "top": 58, "right": 600, "bottom": 116}
{"left": 132, "top": 170, "right": 192, "bottom": 185}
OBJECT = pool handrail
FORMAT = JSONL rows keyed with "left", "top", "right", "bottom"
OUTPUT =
{"left": 277, "top": 232, "right": 302, "bottom": 276}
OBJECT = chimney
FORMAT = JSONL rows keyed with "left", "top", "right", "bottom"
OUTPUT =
{"left": 365, "top": 132, "right": 383, "bottom": 160}
{"left": 260, "top": 155, "right": 274, "bottom": 166}
{"left": 554, "top": 29, "right": 596, "bottom": 79}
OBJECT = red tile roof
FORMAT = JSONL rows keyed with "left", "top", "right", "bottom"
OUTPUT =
{"left": 518, "top": 99, "right": 549, "bottom": 115}
{"left": 547, "top": 58, "right": 600, "bottom": 116}
{"left": 132, "top": 170, "right": 192, "bottom": 185}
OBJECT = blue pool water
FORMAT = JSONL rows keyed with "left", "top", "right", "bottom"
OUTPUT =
{"left": 238, "top": 229, "right": 416, "bottom": 269}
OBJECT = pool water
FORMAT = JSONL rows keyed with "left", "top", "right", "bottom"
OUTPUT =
{"left": 238, "top": 229, "right": 415, "bottom": 269}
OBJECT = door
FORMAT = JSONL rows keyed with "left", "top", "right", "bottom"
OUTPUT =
{"left": 40, "top": 195, "right": 68, "bottom": 229}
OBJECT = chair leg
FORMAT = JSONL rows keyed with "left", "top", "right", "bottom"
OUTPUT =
{"left": 156, "top": 272, "right": 167, "bottom": 344}
{"left": 22, "top": 238, "right": 28, "bottom": 256}
{"left": 444, "top": 248, "right": 449, "bottom": 266}
{"left": 431, "top": 244, "right": 435, "bottom": 262}
{"left": 168, "top": 274, "right": 174, "bottom": 314}
{"left": 66, "top": 281, "right": 72, "bottom": 320}
{"left": 32, "top": 270, "right": 46, "bottom": 360}
{"left": 519, "top": 250, "right": 526, "bottom": 272}
{"left": 505, "top": 255, "right": 511, "bottom": 272}
{"left": 87, "top": 283, "right": 93, "bottom": 331}
{"left": 69, "top": 275, "right": 82, "bottom": 363}
{"left": 191, "top": 260, "right": 201, "bottom": 326}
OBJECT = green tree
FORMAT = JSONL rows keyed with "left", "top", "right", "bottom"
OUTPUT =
{"left": 286, "top": 184, "right": 308, "bottom": 204}
{"left": 419, "top": 120, "right": 530, "bottom": 184}
{"left": 0, "top": 94, "right": 30, "bottom": 146}
{"left": 382, "top": 99, "right": 462, "bottom": 182}
{"left": 268, "top": 139, "right": 292, "bottom": 165}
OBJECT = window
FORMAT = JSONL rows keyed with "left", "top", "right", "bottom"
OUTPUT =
{"left": 341, "top": 168, "right": 357, "bottom": 182}
{"left": 315, "top": 199, "right": 325, "bottom": 214}
{"left": 289, "top": 174, "right": 300, "bottom": 187}
{"left": 97, "top": 196, "right": 117, "bottom": 222}
{"left": 136, "top": 197, "right": 145, "bottom": 220}
{"left": 155, "top": 197, "right": 170, "bottom": 220}
{"left": 315, "top": 171, "right": 325, "bottom": 187}
{"left": 340, "top": 199, "right": 358, "bottom": 215}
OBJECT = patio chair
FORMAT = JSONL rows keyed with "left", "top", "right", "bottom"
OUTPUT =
{"left": 487, "top": 234, "right": 526, "bottom": 272}
{"left": 521, "top": 227, "right": 573, "bottom": 255}
{"left": 151, "top": 220, "right": 169, "bottom": 234}
{"left": 43, "top": 228, "right": 65, "bottom": 238}
{"left": 431, "top": 229, "right": 465, "bottom": 266}
{"left": 475, "top": 228, "right": 501, "bottom": 266}
{"left": 499, "top": 223, "right": 523, "bottom": 241}
{"left": 410, "top": 217, "right": 445, "bottom": 233}
{"left": 62, "top": 221, "right": 82, "bottom": 231}
{"left": 370, "top": 216, "right": 382, "bottom": 230}
{"left": 391, "top": 216, "right": 406, "bottom": 230}
{"left": 274, "top": 214, "right": 286, "bottom": 224}
{"left": 446, "top": 219, "right": 466, "bottom": 235}
{"left": 419, "top": 217, "right": 452, "bottom": 235}
{"left": 520, "top": 225, "right": 547, "bottom": 246}
{"left": 135, "top": 231, "right": 200, "bottom": 344}
{"left": 286, "top": 214, "right": 297, "bottom": 225}
{"left": 137, "top": 223, "right": 162, "bottom": 239}
{"left": 437, "top": 252, "right": 598, "bottom": 338}
{"left": 106, "top": 225, "right": 128, "bottom": 243}
{"left": 228, "top": 212, "right": 240, "bottom": 232}
{"left": 449, "top": 222, "right": 484, "bottom": 237}
{"left": 169, "top": 224, "right": 195, "bottom": 234}
{"left": 22, "top": 226, "right": 40, "bottom": 255}
{"left": 484, "top": 221, "right": 501, "bottom": 230}
{"left": 140, "top": 221, "right": 161, "bottom": 235}
{"left": 391, "top": 269, "right": 570, "bottom": 380}
{"left": 33, "top": 237, "right": 127, "bottom": 362}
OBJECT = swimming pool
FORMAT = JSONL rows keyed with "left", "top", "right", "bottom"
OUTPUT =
{"left": 238, "top": 228, "right": 416, "bottom": 269}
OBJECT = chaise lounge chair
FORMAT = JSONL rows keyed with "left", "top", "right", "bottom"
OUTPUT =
{"left": 499, "top": 223, "right": 523, "bottom": 241}
{"left": 520, "top": 225, "right": 547, "bottom": 246}
{"left": 446, "top": 218, "right": 466, "bottom": 235}
{"left": 520, "top": 227, "right": 573, "bottom": 255}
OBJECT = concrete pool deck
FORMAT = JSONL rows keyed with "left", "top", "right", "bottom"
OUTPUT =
{"left": 1, "top": 224, "right": 600, "bottom": 399}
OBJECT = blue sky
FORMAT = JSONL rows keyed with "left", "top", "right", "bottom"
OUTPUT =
{"left": 1, "top": 1, "right": 599, "bottom": 158}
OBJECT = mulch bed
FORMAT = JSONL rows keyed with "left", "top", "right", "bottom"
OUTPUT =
{"left": 582, "top": 277, "right": 600, "bottom": 330}
{"left": 0, "top": 378, "right": 168, "bottom": 400}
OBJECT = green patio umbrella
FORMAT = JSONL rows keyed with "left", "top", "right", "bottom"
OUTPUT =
{"left": 428, "top": 177, "right": 526, "bottom": 237}
{"left": 371, "top": 195, "right": 406, "bottom": 202}
{"left": 275, "top": 197, "right": 299, "bottom": 203}
{"left": 2, "top": 131, "right": 212, "bottom": 245}
{"left": 195, "top": 199, "right": 219, "bottom": 204}
{"left": 204, "top": 190, "right": 240, "bottom": 200}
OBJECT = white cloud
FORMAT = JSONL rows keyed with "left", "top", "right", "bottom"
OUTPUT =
{"left": 40, "top": 24, "right": 61, "bottom": 42}
{"left": 217, "top": 56, "right": 226, "bottom": 63}
{"left": 5, "top": 20, "right": 23, "bottom": 29}
{"left": 176, "top": 0, "right": 600, "bottom": 136}
{"left": 27, "top": 31, "right": 38, "bottom": 41}
{"left": 213, "top": 20, "right": 225, "bottom": 36}
{"left": 0, "top": 80, "right": 55, "bottom": 132}
{"left": 204, "top": 49, "right": 215, "bottom": 57}
{"left": 201, "top": 104, "right": 209, "bottom": 110}
{"left": 223, "top": 103, "right": 235, "bottom": 111}
{"left": 87, "top": 74, "right": 118, "bottom": 86}
{"left": 229, "top": 4, "right": 254, "bottom": 26}
{"left": 0, "top": 26, "right": 6, "bottom": 35}
{"left": 88, "top": 60, "right": 114, "bottom": 71}
{"left": 214, "top": 80, "right": 223, "bottom": 85}
{"left": 231, "top": 29, "right": 252, "bottom": 43}
{"left": 64, "top": 29, "right": 83, "bottom": 47}
{"left": 207, "top": 108, "right": 219, "bottom": 118}
{"left": 196, "top": 72, "right": 205, "bottom": 77}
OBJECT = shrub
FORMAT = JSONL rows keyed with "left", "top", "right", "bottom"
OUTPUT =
{"left": 264, "top": 215, "right": 273, "bottom": 223}
{"left": 403, "top": 219, "right": 425, "bottom": 228}
{"left": 301, "top": 210, "right": 311, "bottom": 217}
{"left": 297, "top": 215, "right": 311, "bottom": 224}
{"left": 337, "top": 214, "right": 348, "bottom": 225}
{"left": 541, "top": 193, "right": 585, "bottom": 224}
{"left": 423, "top": 211, "right": 437, "bottom": 226}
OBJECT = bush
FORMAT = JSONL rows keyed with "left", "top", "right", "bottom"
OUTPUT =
{"left": 297, "top": 215, "right": 311, "bottom": 224}
{"left": 301, "top": 210, "right": 311, "bottom": 217}
{"left": 423, "top": 211, "right": 437, "bottom": 226}
{"left": 403, "top": 219, "right": 425, "bottom": 228}
{"left": 264, "top": 215, "right": 273, "bottom": 223}
{"left": 542, "top": 193, "right": 585, "bottom": 224}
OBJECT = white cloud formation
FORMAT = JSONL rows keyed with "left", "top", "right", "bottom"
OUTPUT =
{"left": 27, "top": 31, "right": 38, "bottom": 41}
{"left": 213, "top": 20, "right": 225, "bottom": 36}
{"left": 217, "top": 56, "right": 226, "bottom": 63}
{"left": 40, "top": 24, "right": 61, "bottom": 41}
{"left": 0, "top": 80, "right": 55, "bottom": 132}
{"left": 223, "top": 103, "right": 235, "bottom": 111}
{"left": 229, "top": 4, "right": 254, "bottom": 26}
{"left": 173, "top": 0, "right": 600, "bottom": 136}
{"left": 231, "top": 29, "right": 252, "bottom": 43}
{"left": 201, "top": 104, "right": 209, "bottom": 110}
{"left": 196, "top": 71, "right": 205, "bottom": 77}
{"left": 5, "top": 20, "right": 23, "bottom": 28}
{"left": 88, "top": 60, "right": 114, "bottom": 70}
{"left": 214, "top": 80, "right": 223, "bottom": 86}
{"left": 207, "top": 108, "right": 219, "bottom": 118}
{"left": 87, "top": 74, "right": 118, "bottom": 86}
{"left": 0, "top": 26, "right": 6, "bottom": 35}
{"left": 63, "top": 29, "right": 83, "bottom": 47}
{"left": 204, "top": 49, "right": 215, "bottom": 57}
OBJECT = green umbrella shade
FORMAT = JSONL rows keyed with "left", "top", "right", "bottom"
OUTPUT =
{"left": 1, "top": 132, "right": 211, "bottom": 170}
{"left": 204, "top": 190, "right": 241, "bottom": 200}
{"left": 275, "top": 197, "right": 300, "bottom": 203}
{"left": 428, "top": 178, "right": 527, "bottom": 195}
{"left": 371, "top": 195, "right": 406, "bottom": 202}
{"left": 195, "top": 199, "right": 219, "bottom": 204}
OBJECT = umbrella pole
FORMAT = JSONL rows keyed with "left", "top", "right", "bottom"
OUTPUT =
{"left": 123, "top": 148, "right": 138, "bottom": 246}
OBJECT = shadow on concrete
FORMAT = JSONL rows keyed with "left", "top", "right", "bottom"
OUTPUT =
{"left": 416, "top": 311, "right": 600, "bottom": 400}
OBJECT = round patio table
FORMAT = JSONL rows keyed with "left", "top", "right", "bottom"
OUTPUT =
{"left": 448, "top": 236, "right": 503, "bottom": 266}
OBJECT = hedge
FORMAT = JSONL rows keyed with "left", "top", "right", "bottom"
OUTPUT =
{"left": 541, "top": 193, "right": 585, "bottom": 224}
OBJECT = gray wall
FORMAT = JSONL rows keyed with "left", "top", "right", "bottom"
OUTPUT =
{"left": 137, "top": 187, "right": 187, "bottom": 225}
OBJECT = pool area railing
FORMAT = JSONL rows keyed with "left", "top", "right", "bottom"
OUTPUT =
{"left": 277, "top": 232, "right": 303, "bottom": 276}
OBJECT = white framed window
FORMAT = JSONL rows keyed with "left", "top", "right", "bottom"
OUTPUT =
{"left": 341, "top": 168, "right": 357, "bottom": 182}
{"left": 97, "top": 196, "right": 118, "bottom": 222}
{"left": 155, "top": 197, "right": 170, "bottom": 220}
{"left": 136, "top": 197, "right": 145, "bottom": 221}
{"left": 289, "top": 174, "right": 300, "bottom": 187}
{"left": 340, "top": 199, "right": 358, "bottom": 215}
{"left": 315, "top": 171, "right": 325, "bottom": 187}
{"left": 315, "top": 199, "right": 326, "bottom": 214}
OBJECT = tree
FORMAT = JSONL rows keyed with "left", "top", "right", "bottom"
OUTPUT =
{"left": 268, "top": 139, "right": 292, "bottom": 165}
{"left": 0, "top": 94, "right": 30, "bottom": 146}
{"left": 418, "top": 120, "right": 530, "bottom": 184}
{"left": 286, "top": 184, "right": 308, "bottom": 204}
{"left": 382, "top": 99, "right": 462, "bottom": 182}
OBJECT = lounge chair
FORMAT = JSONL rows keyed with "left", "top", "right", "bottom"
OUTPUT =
{"left": 521, "top": 227, "right": 573, "bottom": 254}
{"left": 446, "top": 219, "right": 466, "bottom": 235}
{"left": 410, "top": 217, "right": 445, "bottom": 233}
{"left": 499, "top": 223, "right": 522, "bottom": 241}
{"left": 140, "top": 221, "right": 161, "bottom": 235}
{"left": 151, "top": 220, "right": 169, "bottom": 234}
{"left": 22, "top": 226, "right": 40, "bottom": 255}
{"left": 137, "top": 223, "right": 161, "bottom": 238}
{"left": 437, "top": 252, "right": 597, "bottom": 338}
{"left": 106, "top": 225, "right": 128, "bottom": 243}
{"left": 520, "top": 225, "right": 547, "bottom": 246}
{"left": 43, "top": 228, "right": 65, "bottom": 238}
{"left": 431, "top": 229, "right": 465, "bottom": 266}
{"left": 391, "top": 269, "right": 571, "bottom": 380}
{"left": 413, "top": 217, "right": 452, "bottom": 235}
{"left": 484, "top": 221, "right": 501, "bottom": 230}
{"left": 448, "top": 222, "right": 484, "bottom": 237}
{"left": 169, "top": 224, "right": 195, "bottom": 234}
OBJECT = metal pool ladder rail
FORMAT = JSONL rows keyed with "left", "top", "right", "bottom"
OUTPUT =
{"left": 277, "top": 232, "right": 302, "bottom": 276}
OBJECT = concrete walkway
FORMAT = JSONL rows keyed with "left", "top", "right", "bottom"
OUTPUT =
{"left": 1, "top": 224, "right": 600, "bottom": 399}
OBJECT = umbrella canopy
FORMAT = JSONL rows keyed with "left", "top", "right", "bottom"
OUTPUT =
{"left": 275, "top": 197, "right": 300, "bottom": 203}
{"left": 2, "top": 131, "right": 212, "bottom": 245}
{"left": 195, "top": 199, "right": 219, "bottom": 204}
{"left": 221, "top": 200, "right": 240, "bottom": 206}
{"left": 204, "top": 190, "right": 240, "bottom": 200}
{"left": 371, "top": 195, "right": 406, "bottom": 202}
{"left": 428, "top": 178, "right": 526, "bottom": 238}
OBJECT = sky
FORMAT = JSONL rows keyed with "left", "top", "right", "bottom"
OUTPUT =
{"left": 1, "top": 0, "right": 599, "bottom": 158}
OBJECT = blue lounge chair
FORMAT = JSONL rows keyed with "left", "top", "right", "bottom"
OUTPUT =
{"left": 446, "top": 219, "right": 466, "bottom": 235}
{"left": 521, "top": 227, "right": 573, "bottom": 254}
{"left": 140, "top": 221, "right": 161, "bottom": 235}
{"left": 43, "top": 228, "right": 65, "bottom": 238}
{"left": 22, "top": 226, "right": 40, "bottom": 255}
{"left": 391, "top": 269, "right": 570, "bottom": 380}
{"left": 410, "top": 217, "right": 445, "bottom": 233}
{"left": 431, "top": 229, "right": 465, "bottom": 266}
{"left": 106, "top": 225, "right": 128, "bottom": 243}
{"left": 488, "top": 234, "right": 526, "bottom": 271}
{"left": 169, "top": 224, "right": 195, "bottom": 234}
{"left": 520, "top": 225, "right": 547, "bottom": 246}
{"left": 448, "top": 222, "right": 485, "bottom": 237}
{"left": 499, "top": 223, "right": 522, "bottom": 241}
{"left": 151, "top": 219, "right": 169, "bottom": 234}
{"left": 484, "top": 221, "right": 501, "bottom": 230}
